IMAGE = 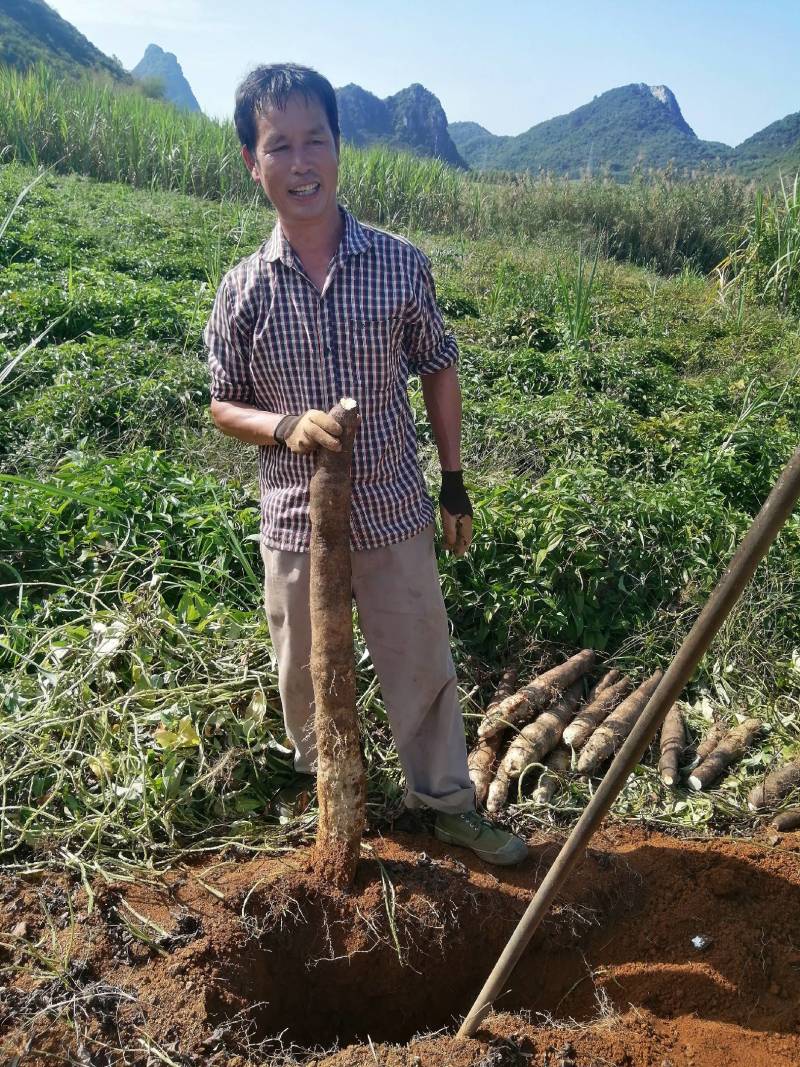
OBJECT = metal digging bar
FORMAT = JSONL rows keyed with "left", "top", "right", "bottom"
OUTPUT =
{"left": 458, "top": 443, "right": 800, "bottom": 1039}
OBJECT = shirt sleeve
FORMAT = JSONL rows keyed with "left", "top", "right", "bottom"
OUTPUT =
{"left": 403, "top": 251, "right": 459, "bottom": 376}
{"left": 204, "top": 276, "right": 255, "bottom": 403}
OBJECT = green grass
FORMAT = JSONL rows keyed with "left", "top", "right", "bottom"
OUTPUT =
{"left": 1, "top": 147, "right": 800, "bottom": 878}
{"left": 0, "top": 65, "right": 758, "bottom": 273}
{"left": 718, "top": 173, "right": 800, "bottom": 313}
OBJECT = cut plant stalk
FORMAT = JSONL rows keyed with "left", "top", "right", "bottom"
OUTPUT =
{"left": 577, "top": 672, "right": 663, "bottom": 775}
{"left": 747, "top": 759, "right": 800, "bottom": 810}
{"left": 658, "top": 703, "right": 686, "bottom": 787}
{"left": 478, "top": 650, "right": 595, "bottom": 742}
{"left": 468, "top": 667, "right": 518, "bottom": 806}
{"left": 458, "top": 443, "right": 800, "bottom": 1039}
{"left": 487, "top": 682, "right": 583, "bottom": 812}
{"left": 562, "top": 676, "right": 633, "bottom": 750}
{"left": 309, "top": 398, "right": 365, "bottom": 890}
{"left": 688, "top": 718, "right": 763, "bottom": 792}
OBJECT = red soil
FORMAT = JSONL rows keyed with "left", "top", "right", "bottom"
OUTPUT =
{"left": 1, "top": 825, "right": 799, "bottom": 1066}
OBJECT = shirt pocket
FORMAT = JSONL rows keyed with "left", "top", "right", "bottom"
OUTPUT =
{"left": 344, "top": 314, "right": 403, "bottom": 398}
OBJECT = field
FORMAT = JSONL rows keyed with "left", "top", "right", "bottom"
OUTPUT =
{"left": 1, "top": 72, "right": 800, "bottom": 1066}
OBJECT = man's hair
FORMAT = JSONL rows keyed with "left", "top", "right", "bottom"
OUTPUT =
{"left": 234, "top": 64, "right": 340, "bottom": 154}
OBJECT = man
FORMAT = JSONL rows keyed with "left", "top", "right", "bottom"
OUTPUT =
{"left": 204, "top": 63, "right": 527, "bottom": 866}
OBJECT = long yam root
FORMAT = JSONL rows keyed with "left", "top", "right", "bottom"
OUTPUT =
{"left": 587, "top": 669, "right": 622, "bottom": 702}
{"left": 469, "top": 667, "right": 519, "bottom": 805}
{"left": 562, "top": 677, "right": 633, "bottom": 751}
{"left": 688, "top": 718, "right": 762, "bottom": 792}
{"left": 771, "top": 808, "right": 800, "bottom": 832}
{"left": 577, "top": 671, "right": 663, "bottom": 775}
{"left": 486, "top": 767, "right": 510, "bottom": 813}
{"left": 658, "top": 703, "right": 686, "bottom": 787}
{"left": 532, "top": 745, "right": 571, "bottom": 807}
{"left": 487, "top": 682, "right": 583, "bottom": 812}
{"left": 748, "top": 758, "right": 800, "bottom": 810}
{"left": 693, "top": 721, "right": 727, "bottom": 767}
{"left": 310, "top": 399, "right": 365, "bottom": 889}
{"left": 478, "top": 650, "right": 595, "bottom": 741}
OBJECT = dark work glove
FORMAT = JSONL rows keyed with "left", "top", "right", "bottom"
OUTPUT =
{"left": 439, "top": 470, "right": 473, "bottom": 556}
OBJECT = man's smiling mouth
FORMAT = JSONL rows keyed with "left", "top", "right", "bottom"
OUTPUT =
{"left": 289, "top": 182, "right": 320, "bottom": 198}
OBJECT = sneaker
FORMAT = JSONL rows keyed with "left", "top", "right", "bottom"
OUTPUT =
{"left": 272, "top": 773, "right": 315, "bottom": 823}
{"left": 434, "top": 809, "right": 528, "bottom": 866}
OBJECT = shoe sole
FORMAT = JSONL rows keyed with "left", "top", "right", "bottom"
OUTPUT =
{"left": 434, "top": 826, "right": 529, "bottom": 866}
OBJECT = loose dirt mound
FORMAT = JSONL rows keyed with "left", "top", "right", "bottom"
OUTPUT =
{"left": 2, "top": 826, "right": 799, "bottom": 1065}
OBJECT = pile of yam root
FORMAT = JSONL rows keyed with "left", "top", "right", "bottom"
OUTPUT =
{"left": 468, "top": 651, "right": 800, "bottom": 831}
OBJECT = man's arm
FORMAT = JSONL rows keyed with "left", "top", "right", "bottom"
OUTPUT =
{"left": 421, "top": 365, "right": 473, "bottom": 556}
{"left": 210, "top": 399, "right": 284, "bottom": 446}
{"left": 421, "top": 364, "right": 462, "bottom": 470}
{"left": 210, "top": 399, "right": 342, "bottom": 453}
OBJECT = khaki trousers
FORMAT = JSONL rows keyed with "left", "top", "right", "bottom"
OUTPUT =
{"left": 260, "top": 525, "right": 475, "bottom": 813}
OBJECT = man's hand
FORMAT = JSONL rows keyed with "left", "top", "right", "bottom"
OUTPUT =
{"left": 439, "top": 470, "right": 473, "bottom": 556}
{"left": 275, "top": 410, "right": 343, "bottom": 454}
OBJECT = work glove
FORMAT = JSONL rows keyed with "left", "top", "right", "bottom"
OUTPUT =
{"left": 439, "top": 469, "right": 473, "bottom": 557}
{"left": 274, "top": 410, "right": 342, "bottom": 455}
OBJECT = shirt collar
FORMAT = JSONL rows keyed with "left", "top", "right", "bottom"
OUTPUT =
{"left": 262, "top": 206, "right": 372, "bottom": 268}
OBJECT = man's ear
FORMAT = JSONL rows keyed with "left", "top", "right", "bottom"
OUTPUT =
{"left": 241, "top": 144, "right": 258, "bottom": 181}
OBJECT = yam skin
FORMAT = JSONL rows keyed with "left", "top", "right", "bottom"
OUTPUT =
{"left": 688, "top": 718, "right": 763, "bottom": 792}
{"left": 658, "top": 703, "right": 686, "bottom": 787}
{"left": 747, "top": 758, "right": 800, "bottom": 811}
{"left": 486, "top": 766, "right": 511, "bottom": 814}
{"left": 694, "top": 721, "right": 727, "bottom": 767}
{"left": 487, "top": 682, "right": 583, "bottom": 812}
{"left": 532, "top": 745, "right": 571, "bottom": 807}
{"left": 587, "top": 669, "right": 622, "bottom": 701}
{"left": 562, "top": 677, "right": 633, "bottom": 751}
{"left": 478, "top": 650, "right": 595, "bottom": 741}
{"left": 310, "top": 399, "right": 365, "bottom": 889}
{"left": 577, "top": 671, "right": 664, "bottom": 775}
{"left": 468, "top": 667, "right": 519, "bottom": 806}
{"left": 771, "top": 808, "right": 800, "bottom": 832}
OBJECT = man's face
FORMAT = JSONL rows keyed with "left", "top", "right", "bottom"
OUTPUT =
{"left": 242, "top": 94, "right": 339, "bottom": 229}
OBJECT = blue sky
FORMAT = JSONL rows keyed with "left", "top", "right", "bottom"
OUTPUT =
{"left": 51, "top": 0, "right": 799, "bottom": 146}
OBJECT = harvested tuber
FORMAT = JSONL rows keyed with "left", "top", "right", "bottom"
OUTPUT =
{"left": 486, "top": 766, "right": 511, "bottom": 814}
{"left": 688, "top": 718, "right": 762, "bottom": 792}
{"left": 468, "top": 667, "right": 518, "bottom": 806}
{"left": 587, "top": 669, "right": 622, "bottom": 701}
{"left": 577, "top": 671, "right": 663, "bottom": 775}
{"left": 658, "top": 703, "right": 686, "bottom": 787}
{"left": 487, "top": 682, "right": 583, "bottom": 812}
{"left": 562, "top": 677, "right": 633, "bottom": 751}
{"left": 747, "top": 758, "right": 800, "bottom": 810}
{"left": 693, "top": 721, "right": 727, "bottom": 767}
{"left": 310, "top": 399, "right": 365, "bottom": 889}
{"left": 532, "top": 745, "right": 571, "bottom": 807}
{"left": 771, "top": 808, "right": 800, "bottom": 832}
{"left": 478, "top": 650, "right": 595, "bottom": 741}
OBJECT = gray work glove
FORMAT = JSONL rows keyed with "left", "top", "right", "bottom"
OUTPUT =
{"left": 274, "top": 410, "right": 342, "bottom": 454}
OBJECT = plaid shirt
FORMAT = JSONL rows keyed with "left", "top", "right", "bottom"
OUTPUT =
{"left": 204, "top": 207, "right": 459, "bottom": 552}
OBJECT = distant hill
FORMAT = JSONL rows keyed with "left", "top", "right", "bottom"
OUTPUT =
{"left": 2, "top": 1, "right": 798, "bottom": 186}
{"left": 132, "top": 44, "right": 200, "bottom": 113}
{"left": 0, "top": 0, "right": 130, "bottom": 82}
{"left": 733, "top": 110, "right": 800, "bottom": 181}
{"left": 450, "top": 84, "right": 733, "bottom": 178}
{"left": 337, "top": 83, "right": 465, "bottom": 168}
